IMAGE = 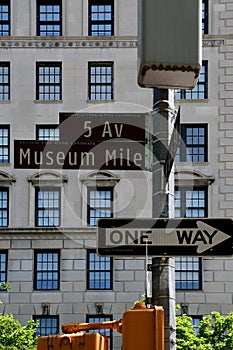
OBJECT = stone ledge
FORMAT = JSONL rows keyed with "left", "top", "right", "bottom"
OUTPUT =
{"left": 0, "top": 36, "right": 226, "bottom": 49}
{"left": 0, "top": 36, "right": 137, "bottom": 49}
{"left": 203, "top": 39, "right": 225, "bottom": 47}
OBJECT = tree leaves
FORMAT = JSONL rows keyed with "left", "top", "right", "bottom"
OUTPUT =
{"left": 0, "top": 314, "right": 38, "bottom": 350}
{"left": 177, "top": 311, "right": 233, "bottom": 350}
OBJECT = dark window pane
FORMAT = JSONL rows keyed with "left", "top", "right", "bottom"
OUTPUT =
{"left": 36, "top": 62, "right": 62, "bottom": 101}
{"left": 89, "top": 0, "right": 114, "bottom": 36}
{"left": 0, "top": 1, "right": 10, "bottom": 36}
{"left": 87, "top": 187, "right": 113, "bottom": 226}
{"left": 175, "top": 187, "right": 207, "bottom": 219}
{"left": 34, "top": 316, "right": 59, "bottom": 336}
{"left": 0, "top": 187, "right": 8, "bottom": 227}
{"left": 36, "top": 125, "right": 60, "bottom": 140}
{"left": 175, "top": 124, "right": 208, "bottom": 163}
{"left": 87, "top": 250, "right": 113, "bottom": 290}
{"left": 34, "top": 250, "right": 60, "bottom": 290}
{"left": 0, "top": 251, "right": 7, "bottom": 287}
{"left": 0, "top": 63, "right": 10, "bottom": 100}
{"left": 175, "top": 257, "right": 201, "bottom": 290}
{"left": 202, "top": 0, "right": 208, "bottom": 34}
{"left": 175, "top": 61, "right": 208, "bottom": 100}
{"left": 0, "top": 126, "right": 9, "bottom": 163}
{"left": 37, "top": 0, "right": 62, "bottom": 36}
{"left": 35, "top": 188, "right": 60, "bottom": 227}
{"left": 88, "top": 62, "right": 113, "bottom": 101}
{"left": 175, "top": 187, "right": 206, "bottom": 291}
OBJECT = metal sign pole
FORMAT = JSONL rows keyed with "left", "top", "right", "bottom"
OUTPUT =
{"left": 151, "top": 88, "right": 176, "bottom": 350}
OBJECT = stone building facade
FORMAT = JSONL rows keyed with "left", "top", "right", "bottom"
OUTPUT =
{"left": 0, "top": 1, "right": 233, "bottom": 349}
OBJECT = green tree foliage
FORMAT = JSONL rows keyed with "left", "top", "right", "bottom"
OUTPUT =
{"left": 199, "top": 311, "right": 233, "bottom": 350}
{"left": 176, "top": 313, "right": 211, "bottom": 350}
{"left": 176, "top": 310, "right": 233, "bottom": 350}
{"left": 0, "top": 314, "right": 37, "bottom": 350}
{"left": 0, "top": 283, "right": 37, "bottom": 350}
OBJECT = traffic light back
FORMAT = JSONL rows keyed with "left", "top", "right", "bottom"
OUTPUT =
{"left": 121, "top": 303, "right": 164, "bottom": 350}
{"left": 138, "top": 0, "right": 202, "bottom": 89}
{"left": 37, "top": 332, "right": 107, "bottom": 350}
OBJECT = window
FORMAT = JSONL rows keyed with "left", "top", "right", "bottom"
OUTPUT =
{"left": 191, "top": 317, "right": 201, "bottom": 334}
{"left": 88, "top": 62, "right": 113, "bottom": 101}
{"left": 35, "top": 187, "right": 60, "bottom": 227}
{"left": 175, "top": 187, "right": 207, "bottom": 218}
{"left": 175, "top": 61, "right": 208, "bottom": 100}
{"left": 175, "top": 124, "right": 208, "bottom": 162}
{"left": 34, "top": 315, "right": 59, "bottom": 336}
{"left": 0, "top": 251, "right": 7, "bottom": 288}
{"left": 175, "top": 187, "right": 206, "bottom": 291}
{"left": 87, "top": 187, "right": 113, "bottom": 226}
{"left": 34, "top": 250, "right": 60, "bottom": 290}
{"left": 0, "top": 187, "right": 8, "bottom": 227}
{"left": 202, "top": 0, "right": 208, "bottom": 34}
{"left": 0, "top": 62, "right": 10, "bottom": 100}
{"left": 0, "top": 126, "right": 9, "bottom": 163}
{"left": 37, "top": 0, "right": 62, "bottom": 36}
{"left": 175, "top": 257, "right": 202, "bottom": 290}
{"left": 89, "top": 0, "right": 114, "bottom": 36}
{"left": 87, "top": 315, "right": 113, "bottom": 349}
{"left": 87, "top": 250, "right": 113, "bottom": 290}
{"left": 36, "top": 62, "right": 62, "bottom": 101}
{"left": 36, "top": 125, "right": 60, "bottom": 140}
{"left": 0, "top": 1, "right": 10, "bottom": 36}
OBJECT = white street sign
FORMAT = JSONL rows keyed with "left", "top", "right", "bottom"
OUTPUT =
{"left": 97, "top": 218, "right": 233, "bottom": 257}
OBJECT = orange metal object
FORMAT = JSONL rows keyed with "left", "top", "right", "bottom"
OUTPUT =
{"left": 62, "top": 319, "right": 121, "bottom": 334}
{"left": 38, "top": 303, "right": 164, "bottom": 350}
{"left": 121, "top": 303, "right": 164, "bottom": 350}
{"left": 37, "top": 332, "right": 107, "bottom": 350}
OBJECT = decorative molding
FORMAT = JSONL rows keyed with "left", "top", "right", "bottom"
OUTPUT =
{"left": 80, "top": 170, "right": 120, "bottom": 187}
{"left": 0, "top": 227, "right": 96, "bottom": 236}
{"left": 27, "top": 170, "right": 68, "bottom": 186}
{"left": 202, "top": 39, "right": 225, "bottom": 47}
{"left": 174, "top": 168, "right": 215, "bottom": 187}
{"left": 0, "top": 171, "right": 16, "bottom": 184}
{"left": 0, "top": 37, "right": 137, "bottom": 49}
{"left": 0, "top": 36, "right": 224, "bottom": 49}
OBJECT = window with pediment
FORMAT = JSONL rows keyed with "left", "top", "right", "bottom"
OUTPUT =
{"left": 81, "top": 170, "right": 119, "bottom": 226}
{"left": 0, "top": 171, "right": 15, "bottom": 227}
{"left": 28, "top": 171, "right": 67, "bottom": 228}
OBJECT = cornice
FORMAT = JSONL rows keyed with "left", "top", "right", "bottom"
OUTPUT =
{"left": 0, "top": 226, "right": 96, "bottom": 235}
{"left": 202, "top": 34, "right": 225, "bottom": 46}
{"left": 203, "top": 39, "right": 224, "bottom": 47}
{"left": 0, "top": 36, "right": 138, "bottom": 49}
{"left": 0, "top": 35, "right": 226, "bottom": 49}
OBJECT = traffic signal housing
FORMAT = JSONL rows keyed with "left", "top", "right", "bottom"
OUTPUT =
{"left": 121, "top": 302, "right": 164, "bottom": 350}
{"left": 37, "top": 302, "right": 164, "bottom": 350}
{"left": 37, "top": 332, "right": 108, "bottom": 350}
